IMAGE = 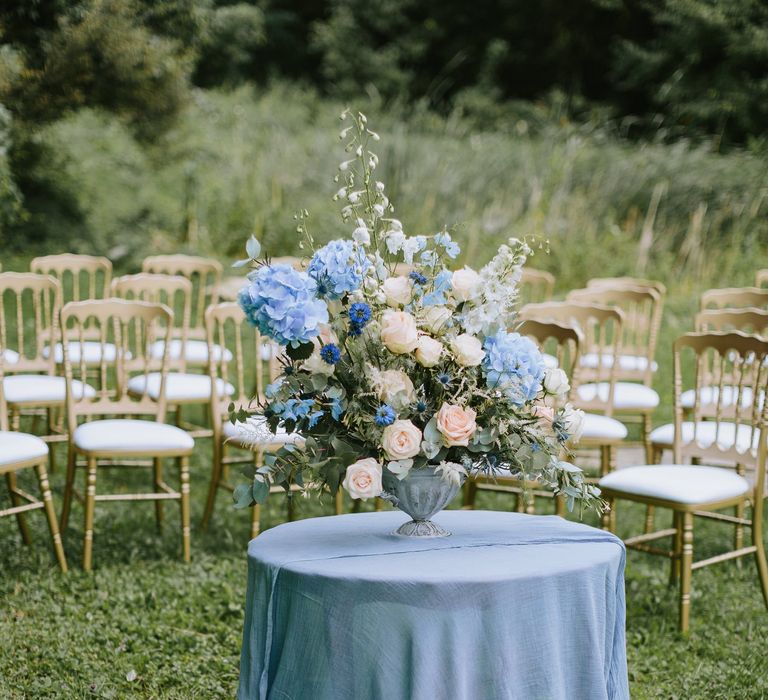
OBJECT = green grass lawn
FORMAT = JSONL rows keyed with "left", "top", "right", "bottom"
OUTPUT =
{"left": 1, "top": 436, "right": 767, "bottom": 699}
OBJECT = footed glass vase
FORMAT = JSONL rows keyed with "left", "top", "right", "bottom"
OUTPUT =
{"left": 381, "top": 466, "right": 464, "bottom": 537}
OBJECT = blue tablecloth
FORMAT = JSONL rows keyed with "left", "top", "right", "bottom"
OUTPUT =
{"left": 237, "top": 510, "right": 629, "bottom": 700}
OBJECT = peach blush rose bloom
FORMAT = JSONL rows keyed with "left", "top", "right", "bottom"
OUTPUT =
{"left": 342, "top": 458, "right": 383, "bottom": 500}
{"left": 436, "top": 403, "right": 478, "bottom": 447}
{"left": 451, "top": 267, "right": 481, "bottom": 302}
{"left": 371, "top": 368, "right": 415, "bottom": 410}
{"left": 382, "top": 276, "right": 413, "bottom": 307}
{"left": 532, "top": 404, "right": 555, "bottom": 424}
{"left": 420, "top": 305, "right": 452, "bottom": 334}
{"left": 449, "top": 334, "right": 485, "bottom": 367}
{"left": 380, "top": 310, "right": 419, "bottom": 354}
{"left": 381, "top": 420, "right": 422, "bottom": 460}
{"left": 414, "top": 336, "right": 443, "bottom": 367}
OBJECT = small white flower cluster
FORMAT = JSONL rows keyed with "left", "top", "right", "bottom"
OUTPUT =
{"left": 461, "top": 237, "right": 531, "bottom": 335}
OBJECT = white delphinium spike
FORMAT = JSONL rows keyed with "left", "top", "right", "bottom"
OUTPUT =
{"left": 339, "top": 159, "right": 354, "bottom": 171}
{"left": 373, "top": 203, "right": 385, "bottom": 217}
{"left": 375, "top": 181, "right": 386, "bottom": 192}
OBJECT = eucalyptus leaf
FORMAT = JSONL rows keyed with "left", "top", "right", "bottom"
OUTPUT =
{"left": 423, "top": 417, "right": 441, "bottom": 444}
{"left": 420, "top": 440, "right": 440, "bottom": 460}
{"left": 252, "top": 478, "right": 269, "bottom": 504}
{"left": 233, "top": 483, "right": 253, "bottom": 509}
{"left": 246, "top": 235, "right": 261, "bottom": 259}
{"left": 311, "top": 374, "right": 329, "bottom": 391}
{"left": 232, "top": 258, "right": 250, "bottom": 268}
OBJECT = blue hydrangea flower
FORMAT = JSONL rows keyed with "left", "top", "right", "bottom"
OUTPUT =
{"left": 434, "top": 232, "right": 461, "bottom": 258}
{"left": 349, "top": 302, "right": 372, "bottom": 326}
{"left": 239, "top": 264, "right": 328, "bottom": 346}
{"left": 482, "top": 331, "right": 545, "bottom": 406}
{"left": 320, "top": 343, "right": 341, "bottom": 365}
{"left": 308, "top": 240, "right": 371, "bottom": 299}
{"left": 422, "top": 269, "right": 453, "bottom": 306}
{"left": 374, "top": 404, "right": 396, "bottom": 427}
{"left": 409, "top": 271, "right": 427, "bottom": 285}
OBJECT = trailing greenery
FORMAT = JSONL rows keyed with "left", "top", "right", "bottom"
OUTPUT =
{"left": 0, "top": 440, "right": 766, "bottom": 698}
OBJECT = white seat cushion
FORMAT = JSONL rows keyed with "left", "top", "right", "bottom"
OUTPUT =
{"left": 580, "top": 413, "right": 628, "bottom": 441}
{"left": 42, "top": 341, "right": 124, "bottom": 364}
{"left": 542, "top": 353, "right": 558, "bottom": 369}
{"left": 0, "top": 431, "right": 48, "bottom": 466}
{"left": 3, "top": 375, "right": 96, "bottom": 404}
{"left": 74, "top": 419, "right": 194, "bottom": 454}
{"left": 680, "top": 386, "right": 763, "bottom": 410}
{"left": 149, "top": 340, "right": 233, "bottom": 365}
{"left": 577, "top": 382, "right": 660, "bottom": 410}
{"left": 223, "top": 416, "right": 302, "bottom": 447}
{"left": 580, "top": 352, "right": 658, "bottom": 372}
{"left": 599, "top": 465, "right": 750, "bottom": 504}
{"left": 650, "top": 421, "right": 759, "bottom": 453}
{"left": 127, "top": 373, "right": 235, "bottom": 402}
{"left": 2, "top": 349, "right": 19, "bottom": 365}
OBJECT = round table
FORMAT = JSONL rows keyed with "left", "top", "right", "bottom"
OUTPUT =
{"left": 237, "top": 510, "right": 629, "bottom": 700}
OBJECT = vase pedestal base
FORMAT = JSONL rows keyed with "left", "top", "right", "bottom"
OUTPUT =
{"left": 392, "top": 519, "right": 451, "bottom": 537}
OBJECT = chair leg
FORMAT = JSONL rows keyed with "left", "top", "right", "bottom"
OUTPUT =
{"left": 753, "top": 499, "right": 768, "bottom": 610}
{"left": 679, "top": 512, "right": 694, "bottom": 634}
{"left": 36, "top": 461, "right": 67, "bottom": 572}
{"left": 669, "top": 511, "right": 682, "bottom": 586}
{"left": 642, "top": 412, "right": 653, "bottom": 464}
{"left": 734, "top": 465, "right": 745, "bottom": 567}
{"left": 600, "top": 445, "right": 615, "bottom": 478}
{"left": 59, "top": 444, "right": 77, "bottom": 532}
{"left": 334, "top": 489, "right": 344, "bottom": 515}
{"left": 601, "top": 498, "right": 614, "bottom": 532}
{"left": 286, "top": 492, "right": 295, "bottom": 521}
{"left": 525, "top": 494, "right": 536, "bottom": 515}
{"left": 644, "top": 505, "right": 656, "bottom": 535}
{"left": 179, "top": 456, "right": 191, "bottom": 563}
{"left": 555, "top": 495, "right": 566, "bottom": 517}
{"left": 47, "top": 409, "right": 57, "bottom": 473}
{"left": 462, "top": 479, "right": 477, "bottom": 510}
{"left": 201, "top": 439, "right": 223, "bottom": 531}
{"left": 153, "top": 458, "right": 164, "bottom": 532}
{"left": 250, "top": 503, "right": 262, "bottom": 539}
{"left": 5, "top": 472, "right": 32, "bottom": 545}
{"left": 83, "top": 457, "right": 97, "bottom": 571}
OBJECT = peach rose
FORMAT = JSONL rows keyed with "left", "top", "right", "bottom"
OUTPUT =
{"left": 342, "top": 458, "right": 383, "bottom": 500}
{"left": 380, "top": 310, "right": 419, "bottom": 354}
{"left": 370, "top": 368, "right": 416, "bottom": 410}
{"left": 381, "top": 419, "right": 422, "bottom": 460}
{"left": 382, "top": 276, "right": 413, "bottom": 307}
{"left": 435, "top": 403, "right": 478, "bottom": 447}
{"left": 414, "top": 335, "right": 443, "bottom": 367}
{"left": 532, "top": 404, "right": 555, "bottom": 424}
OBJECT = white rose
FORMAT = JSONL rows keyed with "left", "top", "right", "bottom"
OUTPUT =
{"left": 414, "top": 336, "right": 443, "bottom": 367}
{"left": 561, "top": 403, "right": 585, "bottom": 442}
{"left": 380, "top": 310, "right": 419, "bottom": 354}
{"left": 420, "top": 305, "right": 452, "bottom": 334}
{"left": 449, "top": 334, "right": 485, "bottom": 367}
{"left": 382, "top": 276, "right": 413, "bottom": 307}
{"left": 342, "top": 458, "right": 383, "bottom": 500}
{"left": 451, "top": 267, "right": 481, "bottom": 302}
{"left": 370, "top": 368, "right": 416, "bottom": 411}
{"left": 381, "top": 420, "right": 422, "bottom": 460}
{"left": 544, "top": 368, "right": 570, "bottom": 396}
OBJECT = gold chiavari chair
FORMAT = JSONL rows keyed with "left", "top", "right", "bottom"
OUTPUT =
{"left": 0, "top": 358, "right": 67, "bottom": 571}
{"left": 519, "top": 302, "right": 628, "bottom": 478}
{"left": 112, "top": 273, "right": 231, "bottom": 438}
{"left": 0, "top": 273, "right": 92, "bottom": 467}
{"left": 30, "top": 254, "right": 114, "bottom": 366}
{"left": 519, "top": 268, "right": 555, "bottom": 304}
{"left": 599, "top": 331, "right": 768, "bottom": 633}
{"left": 142, "top": 255, "right": 224, "bottom": 367}
{"left": 567, "top": 286, "right": 662, "bottom": 461}
{"left": 700, "top": 287, "right": 768, "bottom": 312}
{"left": 758, "top": 269, "right": 768, "bottom": 288}
{"left": 201, "top": 302, "right": 322, "bottom": 538}
{"left": 58, "top": 299, "right": 194, "bottom": 570}
{"left": 587, "top": 276, "right": 666, "bottom": 299}
{"left": 463, "top": 319, "right": 582, "bottom": 515}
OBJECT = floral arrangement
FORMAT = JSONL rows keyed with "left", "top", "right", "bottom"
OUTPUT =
{"left": 232, "top": 111, "right": 603, "bottom": 513}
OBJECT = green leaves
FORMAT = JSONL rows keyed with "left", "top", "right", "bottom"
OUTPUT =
{"left": 233, "top": 483, "right": 252, "bottom": 509}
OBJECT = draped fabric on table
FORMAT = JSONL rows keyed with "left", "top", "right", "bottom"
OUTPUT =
{"left": 238, "top": 510, "right": 629, "bottom": 700}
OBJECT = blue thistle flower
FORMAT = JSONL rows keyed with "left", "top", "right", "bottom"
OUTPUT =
{"left": 319, "top": 343, "right": 341, "bottom": 365}
{"left": 349, "top": 302, "right": 372, "bottom": 326}
{"left": 436, "top": 372, "right": 452, "bottom": 388}
{"left": 348, "top": 322, "right": 364, "bottom": 337}
{"left": 414, "top": 400, "right": 428, "bottom": 414}
{"left": 374, "top": 404, "right": 396, "bottom": 427}
{"left": 409, "top": 271, "right": 427, "bottom": 285}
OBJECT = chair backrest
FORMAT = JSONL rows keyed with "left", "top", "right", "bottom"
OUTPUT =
{"left": 587, "top": 276, "right": 667, "bottom": 299}
{"left": 673, "top": 332, "right": 768, "bottom": 489}
{"left": 517, "top": 319, "right": 582, "bottom": 404}
{"left": 142, "top": 255, "right": 222, "bottom": 337}
{"left": 205, "top": 302, "right": 276, "bottom": 432}
{"left": 60, "top": 299, "right": 173, "bottom": 433}
{"left": 30, "top": 254, "right": 112, "bottom": 303}
{"left": 111, "top": 273, "right": 192, "bottom": 371}
{"left": 695, "top": 308, "right": 768, "bottom": 337}
{"left": 566, "top": 286, "right": 661, "bottom": 385}
{"left": 519, "top": 301, "right": 624, "bottom": 415}
{"left": 519, "top": 268, "right": 555, "bottom": 303}
{"left": 0, "top": 272, "right": 61, "bottom": 375}
{"left": 757, "top": 269, "right": 768, "bottom": 288}
{"left": 700, "top": 287, "right": 768, "bottom": 312}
